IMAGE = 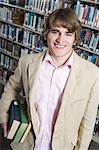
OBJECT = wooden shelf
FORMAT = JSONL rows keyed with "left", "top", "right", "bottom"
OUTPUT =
{"left": 0, "top": 18, "right": 42, "bottom": 35}
{"left": 80, "top": 0, "right": 99, "bottom": 5}
{"left": 0, "top": 48, "right": 19, "bottom": 60}
{"left": 75, "top": 46, "right": 99, "bottom": 56}
{"left": 0, "top": 35, "right": 33, "bottom": 51}
{"left": 0, "top": 2, "right": 47, "bottom": 16}
{"left": 0, "top": 65, "right": 15, "bottom": 73}
{"left": 82, "top": 23, "right": 99, "bottom": 31}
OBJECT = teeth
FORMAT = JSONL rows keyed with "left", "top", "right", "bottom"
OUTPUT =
{"left": 55, "top": 45, "right": 65, "bottom": 48}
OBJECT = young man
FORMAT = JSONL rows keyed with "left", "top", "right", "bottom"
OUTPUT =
{"left": 0, "top": 8, "right": 99, "bottom": 150}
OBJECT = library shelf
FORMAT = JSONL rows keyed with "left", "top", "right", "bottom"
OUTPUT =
{"left": 0, "top": 49, "right": 19, "bottom": 60}
{"left": 82, "top": 23, "right": 99, "bottom": 31}
{"left": 0, "top": 18, "right": 42, "bottom": 35}
{"left": 75, "top": 46, "right": 99, "bottom": 56}
{"left": 0, "top": 0, "right": 99, "bottom": 145}
{"left": 0, "top": 64, "right": 15, "bottom": 73}
{"left": 80, "top": 0, "right": 99, "bottom": 5}
{"left": 0, "top": 2, "right": 47, "bottom": 16}
{"left": 0, "top": 35, "right": 33, "bottom": 51}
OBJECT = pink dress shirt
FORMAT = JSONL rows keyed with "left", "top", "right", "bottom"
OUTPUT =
{"left": 34, "top": 51, "right": 73, "bottom": 150}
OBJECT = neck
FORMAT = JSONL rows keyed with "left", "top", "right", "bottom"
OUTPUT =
{"left": 50, "top": 52, "right": 73, "bottom": 67}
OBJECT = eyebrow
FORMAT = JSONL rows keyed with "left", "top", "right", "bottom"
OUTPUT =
{"left": 50, "top": 29, "right": 71, "bottom": 33}
{"left": 50, "top": 29, "right": 72, "bottom": 33}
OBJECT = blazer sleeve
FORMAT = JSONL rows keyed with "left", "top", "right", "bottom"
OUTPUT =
{"left": 0, "top": 57, "right": 23, "bottom": 124}
{"left": 74, "top": 77, "right": 99, "bottom": 150}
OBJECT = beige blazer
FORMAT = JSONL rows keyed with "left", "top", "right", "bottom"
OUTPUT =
{"left": 0, "top": 51, "right": 99, "bottom": 150}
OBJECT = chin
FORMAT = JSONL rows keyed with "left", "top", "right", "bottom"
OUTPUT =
{"left": 54, "top": 52, "right": 67, "bottom": 57}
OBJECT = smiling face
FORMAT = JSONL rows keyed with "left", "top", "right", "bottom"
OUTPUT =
{"left": 44, "top": 8, "right": 81, "bottom": 66}
{"left": 46, "top": 26, "right": 75, "bottom": 65}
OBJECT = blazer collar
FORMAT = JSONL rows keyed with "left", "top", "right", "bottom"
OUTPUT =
{"left": 57, "top": 51, "right": 82, "bottom": 115}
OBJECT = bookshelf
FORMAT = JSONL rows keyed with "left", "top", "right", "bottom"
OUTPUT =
{"left": 74, "top": 0, "right": 99, "bottom": 67}
{"left": 0, "top": 0, "right": 50, "bottom": 83}
{"left": 0, "top": 0, "right": 73, "bottom": 83}
{"left": 0, "top": 0, "right": 99, "bottom": 147}
{"left": 80, "top": 0, "right": 99, "bottom": 5}
{"left": 75, "top": 0, "right": 99, "bottom": 145}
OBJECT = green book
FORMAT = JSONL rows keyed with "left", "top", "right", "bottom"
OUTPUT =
{"left": 7, "top": 100, "right": 21, "bottom": 140}
{"left": 13, "top": 102, "right": 29, "bottom": 143}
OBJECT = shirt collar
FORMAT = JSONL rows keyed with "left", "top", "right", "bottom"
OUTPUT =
{"left": 43, "top": 50, "right": 74, "bottom": 69}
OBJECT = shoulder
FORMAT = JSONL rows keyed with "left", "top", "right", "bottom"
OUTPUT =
{"left": 74, "top": 52, "right": 99, "bottom": 78}
{"left": 19, "top": 51, "right": 46, "bottom": 66}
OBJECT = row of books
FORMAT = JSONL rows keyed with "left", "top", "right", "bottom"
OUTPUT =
{"left": 23, "top": 12, "right": 44, "bottom": 32}
{"left": 0, "top": 53, "right": 18, "bottom": 70}
{"left": 0, "top": 0, "right": 61, "bottom": 14}
{"left": 7, "top": 100, "right": 31, "bottom": 143}
{"left": 0, "top": 6, "right": 24, "bottom": 25}
{"left": 0, "top": 45, "right": 43, "bottom": 61}
{"left": 0, "top": 5, "right": 44, "bottom": 32}
{"left": 0, "top": 0, "right": 25, "bottom": 7}
{"left": 0, "top": 6, "right": 13, "bottom": 23}
{"left": 64, "top": 0, "right": 74, "bottom": 8}
{"left": 80, "top": 28, "right": 99, "bottom": 53}
{"left": 75, "top": 48, "right": 99, "bottom": 67}
{"left": 0, "top": 67, "right": 13, "bottom": 82}
{"left": 23, "top": 31, "right": 45, "bottom": 51}
{"left": 0, "top": 23, "right": 45, "bottom": 51}
{"left": 75, "top": 0, "right": 99, "bottom": 28}
{"left": 0, "top": 23, "right": 16, "bottom": 41}
{"left": 0, "top": 39, "right": 21, "bottom": 57}
{"left": 24, "top": 0, "right": 61, "bottom": 14}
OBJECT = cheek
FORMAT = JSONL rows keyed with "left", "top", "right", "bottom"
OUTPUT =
{"left": 47, "top": 35, "right": 55, "bottom": 45}
{"left": 68, "top": 38, "right": 75, "bottom": 46}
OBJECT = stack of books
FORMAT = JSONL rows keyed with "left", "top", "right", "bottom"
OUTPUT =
{"left": 7, "top": 100, "right": 31, "bottom": 143}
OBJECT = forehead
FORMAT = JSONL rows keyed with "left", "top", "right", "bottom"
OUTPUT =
{"left": 51, "top": 27, "right": 72, "bottom": 33}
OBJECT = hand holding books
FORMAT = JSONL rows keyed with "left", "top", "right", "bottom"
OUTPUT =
{"left": 7, "top": 100, "right": 31, "bottom": 143}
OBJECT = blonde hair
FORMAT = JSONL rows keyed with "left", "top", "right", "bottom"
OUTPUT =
{"left": 44, "top": 8, "right": 81, "bottom": 45}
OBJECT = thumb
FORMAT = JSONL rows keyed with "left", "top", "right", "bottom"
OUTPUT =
{"left": 2, "top": 123, "right": 8, "bottom": 137}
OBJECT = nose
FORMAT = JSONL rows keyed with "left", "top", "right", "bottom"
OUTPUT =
{"left": 56, "top": 33, "right": 65, "bottom": 43}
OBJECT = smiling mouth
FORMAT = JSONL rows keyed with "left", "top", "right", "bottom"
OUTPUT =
{"left": 55, "top": 44, "right": 65, "bottom": 48}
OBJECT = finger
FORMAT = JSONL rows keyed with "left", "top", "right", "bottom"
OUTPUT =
{"left": 2, "top": 123, "right": 8, "bottom": 137}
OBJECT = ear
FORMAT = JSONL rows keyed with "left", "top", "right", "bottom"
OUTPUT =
{"left": 44, "top": 29, "right": 49, "bottom": 40}
{"left": 73, "top": 42, "right": 76, "bottom": 46}
{"left": 44, "top": 34, "right": 47, "bottom": 40}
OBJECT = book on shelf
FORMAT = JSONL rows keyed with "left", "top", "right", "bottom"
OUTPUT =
{"left": 12, "top": 44, "right": 21, "bottom": 58}
{"left": 7, "top": 100, "right": 31, "bottom": 143}
{"left": 9, "top": 0, "right": 25, "bottom": 7}
{"left": 6, "top": 41, "right": 13, "bottom": 55}
{"left": 0, "top": 67, "right": 3, "bottom": 80}
{"left": 82, "top": 4, "right": 89, "bottom": 23}
{"left": 75, "top": 48, "right": 99, "bottom": 67}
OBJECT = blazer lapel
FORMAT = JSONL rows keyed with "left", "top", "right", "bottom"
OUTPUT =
{"left": 61, "top": 52, "right": 81, "bottom": 107}
{"left": 27, "top": 52, "right": 46, "bottom": 137}
{"left": 53, "top": 52, "right": 82, "bottom": 138}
